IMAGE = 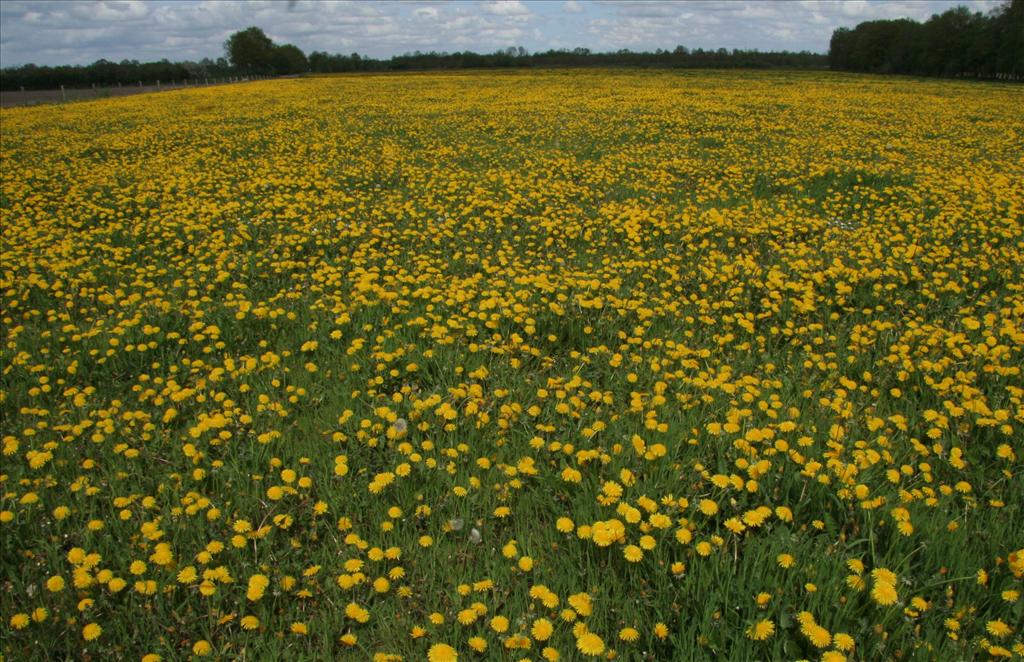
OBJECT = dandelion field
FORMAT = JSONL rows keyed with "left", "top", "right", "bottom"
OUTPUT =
{"left": 1, "top": 70, "right": 1023, "bottom": 661}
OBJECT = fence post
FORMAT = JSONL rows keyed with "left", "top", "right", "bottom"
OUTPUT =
{"left": 157, "top": 80, "right": 161, "bottom": 89}
{"left": 61, "top": 85, "right": 66, "bottom": 102}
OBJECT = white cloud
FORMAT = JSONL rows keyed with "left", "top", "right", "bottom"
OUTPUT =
{"left": 0, "top": 0, "right": 1007, "bottom": 67}
{"left": 840, "top": 0, "right": 870, "bottom": 17}
{"left": 481, "top": 1, "right": 530, "bottom": 17}
{"left": 582, "top": 0, "right": 1003, "bottom": 54}
{"left": 0, "top": 0, "right": 534, "bottom": 64}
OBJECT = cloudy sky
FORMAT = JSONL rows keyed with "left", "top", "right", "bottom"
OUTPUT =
{"left": 0, "top": 0, "right": 1004, "bottom": 67}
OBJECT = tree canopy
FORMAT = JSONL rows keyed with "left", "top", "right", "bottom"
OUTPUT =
{"left": 305, "top": 47, "right": 826, "bottom": 74}
{"left": 224, "top": 27, "right": 308, "bottom": 75}
{"left": 829, "top": 0, "right": 1023, "bottom": 78}
{"left": 0, "top": 58, "right": 234, "bottom": 91}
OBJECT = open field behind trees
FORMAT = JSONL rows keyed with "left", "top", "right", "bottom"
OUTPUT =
{"left": 1, "top": 70, "right": 1022, "bottom": 661}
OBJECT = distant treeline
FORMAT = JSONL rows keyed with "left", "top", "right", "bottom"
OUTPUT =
{"left": 0, "top": 58, "right": 237, "bottom": 91}
{"left": 308, "top": 47, "right": 827, "bottom": 73}
{"left": 829, "top": 0, "right": 1023, "bottom": 78}
{"left": 1, "top": 47, "right": 825, "bottom": 91}
{"left": 0, "top": 27, "right": 302, "bottom": 91}
{"left": 6, "top": 0, "right": 1021, "bottom": 93}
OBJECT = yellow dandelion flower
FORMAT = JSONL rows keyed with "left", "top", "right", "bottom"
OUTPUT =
{"left": 427, "top": 643, "right": 458, "bottom": 662}
{"left": 491, "top": 615, "right": 509, "bottom": 633}
{"left": 246, "top": 574, "right": 270, "bottom": 601}
{"left": 576, "top": 632, "right": 605, "bottom": 656}
{"left": 986, "top": 620, "right": 1012, "bottom": 638}
{"left": 746, "top": 619, "right": 775, "bottom": 641}
{"left": 805, "top": 624, "right": 831, "bottom": 649}
{"left": 699, "top": 499, "right": 719, "bottom": 516}
{"left": 833, "top": 633, "right": 855, "bottom": 651}
{"left": 871, "top": 581, "right": 898, "bottom": 606}
{"left": 532, "top": 618, "right": 554, "bottom": 641}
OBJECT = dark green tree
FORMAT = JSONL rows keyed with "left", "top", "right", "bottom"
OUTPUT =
{"left": 271, "top": 44, "right": 309, "bottom": 75}
{"left": 992, "top": 0, "right": 1024, "bottom": 77}
{"left": 225, "top": 27, "right": 276, "bottom": 73}
{"left": 828, "top": 1, "right": 1021, "bottom": 78}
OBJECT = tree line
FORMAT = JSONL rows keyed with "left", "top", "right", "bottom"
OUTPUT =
{"left": 307, "top": 46, "right": 826, "bottom": 74}
{"left": 2, "top": 26, "right": 824, "bottom": 91}
{"left": 5, "top": 2, "right": 1021, "bottom": 93}
{"left": 0, "top": 58, "right": 236, "bottom": 91}
{"left": 0, "top": 27, "right": 306, "bottom": 91}
{"left": 829, "top": 0, "right": 1023, "bottom": 78}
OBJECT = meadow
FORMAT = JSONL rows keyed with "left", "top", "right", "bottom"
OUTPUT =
{"left": 1, "top": 70, "right": 1022, "bottom": 661}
